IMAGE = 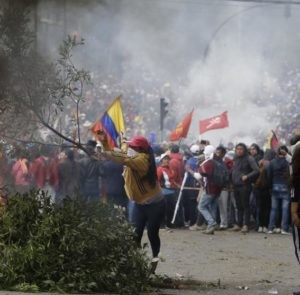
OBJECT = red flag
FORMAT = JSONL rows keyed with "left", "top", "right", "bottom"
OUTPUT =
{"left": 169, "top": 110, "right": 193, "bottom": 141}
{"left": 199, "top": 111, "right": 229, "bottom": 134}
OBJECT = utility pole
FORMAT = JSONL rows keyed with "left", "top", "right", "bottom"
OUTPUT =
{"left": 160, "top": 98, "right": 168, "bottom": 142}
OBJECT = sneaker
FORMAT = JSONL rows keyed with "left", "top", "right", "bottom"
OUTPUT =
{"left": 189, "top": 224, "right": 200, "bottom": 231}
{"left": 229, "top": 224, "right": 241, "bottom": 232}
{"left": 241, "top": 225, "right": 248, "bottom": 233}
{"left": 199, "top": 224, "right": 207, "bottom": 230}
{"left": 274, "top": 228, "right": 281, "bottom": 234}
{"left": 281, "top": 230, "right": 291, "bottom": 235}
{"left": 184, "top": 221, "right": 190, "bottom": 228}
{"left": 203, "top": 226, "right": 215, "bottom": 235}
{"left": 258, "top": 226, "right": 263, "bottom": 233}
{"left": 219, "top": 225, "right": 228, "bottom": 230}
{"left": 263, "top": 227, "right": 268, "bottom": 233}
{"left": 267, "top": 230, "right": 273, "bottom": 234}
{"left": 150, "top": 257, "right": 159, "bottom": 274}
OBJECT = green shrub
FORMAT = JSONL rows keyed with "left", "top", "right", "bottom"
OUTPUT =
{"left": 0, "top": 191, "right": 151, "bottom": 294}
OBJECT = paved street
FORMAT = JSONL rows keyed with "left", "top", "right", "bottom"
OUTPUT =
{"left": 151, "top": 228, "right": 300, "bottom": 295}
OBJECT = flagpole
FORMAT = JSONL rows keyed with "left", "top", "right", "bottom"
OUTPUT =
{"left": 178, "top": 138, "right": 184, "bottom": 148}
{"left": 171, "top": 172, "right": 188, "bottom": 224}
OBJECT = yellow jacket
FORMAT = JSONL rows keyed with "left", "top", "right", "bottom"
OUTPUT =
{"left": 103, "top": 151, "right": 161, "bottom": 204}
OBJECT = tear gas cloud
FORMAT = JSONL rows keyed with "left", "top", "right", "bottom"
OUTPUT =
{"left": 36, "top": 0, "right": 300, "bottom": 146}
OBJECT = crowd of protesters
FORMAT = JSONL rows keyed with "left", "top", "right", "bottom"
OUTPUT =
{"left": 0, "top": 130, "right": 300, "bottom": 274}
{"left": 0, "top": 130, "right": 299, "bottom": 237}
{"left": 146, "top": 138, "right": 296, "bottom": 236}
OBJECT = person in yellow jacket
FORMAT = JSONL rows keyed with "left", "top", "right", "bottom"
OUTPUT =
{"left": 101, "top": 135, "right": 165, "bottom": 273}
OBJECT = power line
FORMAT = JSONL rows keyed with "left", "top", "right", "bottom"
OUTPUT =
{"left": 137, "top": 0, "right": 300, "bottom": 7}
{"left": 126, "top": 0, "right": 255, "bottom": 8}
{"left": 225, "top": 0, "right": 300, "bottom": 5}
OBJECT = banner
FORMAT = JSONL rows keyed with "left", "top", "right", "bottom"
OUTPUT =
{"left": 169, "top": 110, "right": 193, "bottom": 141}
{"left": 199, "top": 111, "right": 229, "bottom": 134}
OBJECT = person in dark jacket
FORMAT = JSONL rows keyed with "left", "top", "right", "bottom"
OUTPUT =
{"left": 56, "top": 150, "right": 80, "bottom": 200}
{"left": 217, "top": 146, "right": 231, "bottom": 230}
{"left": 291, "top": 134, "right": 300, "bottom": 225}
{"left": 80, "top": 140, "right": 104, "bottom": 202}
{"left": 249, "top": 143, "right": 264, "bottom": 225}
{"left": 290, "top": 134, "right": 300, "bottom": 268}
{"left": 102, "top": 160, "right": 128, "bottom": 208}
{"left": 182, "top": 144, "right": 202, "bottom": 230}
{"left": 268, "top": 146, "right": 291, "bottom": 234}
{"left": 56, "top": 150, "right": 81, "bottom": 202}
{"left": 254, "top": 150, "right": 275, "bottom": 233}
{"left": 232, "top": 143, "right": 259, "bottom": 233}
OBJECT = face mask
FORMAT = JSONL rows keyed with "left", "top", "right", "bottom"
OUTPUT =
{"left": 127, "top": 148, "right": 137, "bottom": 157}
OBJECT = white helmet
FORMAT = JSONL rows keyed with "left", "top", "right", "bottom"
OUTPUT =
{"left": 190, "top": 144, "right": 200, "bottom": 155}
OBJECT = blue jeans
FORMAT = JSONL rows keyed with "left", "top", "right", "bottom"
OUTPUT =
{"left": 198, "top": 193, "right": 218, "bottom": 227}
{"left": 127, "top": 200, "right": 136, "bottom": 223}
{"left": 268, "top": 190, "right": 290, "bottom": 232}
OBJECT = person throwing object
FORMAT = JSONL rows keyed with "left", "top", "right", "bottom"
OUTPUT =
{"left": 100, "top": 135, "right": 165, "bottom": 274}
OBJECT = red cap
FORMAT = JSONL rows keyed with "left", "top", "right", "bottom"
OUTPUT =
{"left": 127, "top": 136, "right": 150, "bottom": 151}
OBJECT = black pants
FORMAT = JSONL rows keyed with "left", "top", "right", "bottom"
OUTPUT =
{"left": 164, "top": 192, "right": 176, "bottom": 228}
{"left": 182, "top": 190, "right": 198, "bottom": 226}
{"left": 234, "top": 185, "right": 252, "bottom": 227}
{"left": 132, "top": 199, "right": 166, "bottom": 258}
{"left": 255, "top": 188, "right": 271, "bottom": 228}
{"left": 293, "top": 225, "right": 300, "bottom": 264}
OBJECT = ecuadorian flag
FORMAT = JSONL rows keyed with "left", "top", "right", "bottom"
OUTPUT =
{"left": 266, "top": 130, "right": 279, "bottom": 150}
{"left": 91, "top": 96, "right": 125, "bottom": 148}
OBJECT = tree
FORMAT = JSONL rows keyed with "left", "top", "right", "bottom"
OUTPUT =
{"left": 0, "top": 0, "right": 91, "bottom": 154}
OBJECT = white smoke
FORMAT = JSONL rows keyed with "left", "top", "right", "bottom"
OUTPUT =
{"left": 36, "top": 0, "right": 300, "bottom": 146}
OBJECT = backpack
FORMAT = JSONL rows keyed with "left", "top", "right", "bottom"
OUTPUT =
{"left": 211, "top": 159, "right": 230, "bottom": 189}
{"left": 254, "top": 161, "right": 270, "bottom": 190}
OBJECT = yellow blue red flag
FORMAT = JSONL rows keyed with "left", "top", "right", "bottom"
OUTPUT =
{"left": 91, "top": 96, "right": 125, "bottom": 148}
{"left": 266, "top": 130, "right": 278, "bottom": 150}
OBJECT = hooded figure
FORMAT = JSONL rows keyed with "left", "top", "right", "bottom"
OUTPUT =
{"left": 250, "top": 143, "right": 263, "bottom": 164}
{"left": 203, "top": 145, "right": 215, "bottom": 160}
{"left": 232, "top": 143, "right": 260, "bottom": 186}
